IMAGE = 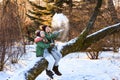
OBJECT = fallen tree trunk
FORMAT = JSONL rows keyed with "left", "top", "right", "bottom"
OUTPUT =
{"left": 25, "top": 58, "right": 48, "bottom": 80}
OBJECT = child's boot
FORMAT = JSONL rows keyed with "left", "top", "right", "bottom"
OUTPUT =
{"left": 46, "top": 69, "right": 54, "bottom": 79}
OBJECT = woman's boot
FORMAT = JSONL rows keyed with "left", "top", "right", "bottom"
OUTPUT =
{"left": 53, "top": 66, "right": 62, "bottom": 76}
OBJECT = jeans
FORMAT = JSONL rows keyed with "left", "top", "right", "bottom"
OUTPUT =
{"left": 43, "top": 46, "right": 62, "bottom": 71}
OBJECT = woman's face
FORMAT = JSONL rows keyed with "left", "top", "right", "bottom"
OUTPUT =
{"left": 45, "top": 27, "right": 51, "bottom": 33}
{"left": 40, "top": 31, "right": 45, "bottom": 38}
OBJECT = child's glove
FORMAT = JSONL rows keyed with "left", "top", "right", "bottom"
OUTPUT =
{"left": 50, "top": 43, "right": 55, "bottom": 47}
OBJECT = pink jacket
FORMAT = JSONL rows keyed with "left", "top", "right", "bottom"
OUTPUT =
{"left": 34, "top": 36, "right": 43, "bottom": 43}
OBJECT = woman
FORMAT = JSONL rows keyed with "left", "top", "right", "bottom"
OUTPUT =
{"left": 41, "top": 25, "right": 63, "bottom": 76}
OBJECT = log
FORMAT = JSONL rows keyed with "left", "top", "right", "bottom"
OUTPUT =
{"left": 25, "top": 58, "right": 48, "bottom": 80}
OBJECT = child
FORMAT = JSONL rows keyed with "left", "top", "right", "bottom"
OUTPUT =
{"left": 34, "top": 30, "right": 55, "bottom": 79}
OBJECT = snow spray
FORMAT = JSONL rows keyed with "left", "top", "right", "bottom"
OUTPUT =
{"left": 51, "top": 13, "right": 69, "bottom": 42}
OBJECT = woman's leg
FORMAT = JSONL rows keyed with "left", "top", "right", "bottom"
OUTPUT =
{"left": 43, "top": 49, "right": 55, "bottom": 79}
{"left": 51, "top": 47, "right": 62, "bottom": 76}
{"left": 51, "top": 47, "right": 62, "bottom": 66}
{"left": 43, "top": 49, "right": 55, "bottom": 71}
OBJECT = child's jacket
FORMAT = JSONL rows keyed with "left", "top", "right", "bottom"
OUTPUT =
{"left": 34, "top": 36, "right": 51, "bottom": 57}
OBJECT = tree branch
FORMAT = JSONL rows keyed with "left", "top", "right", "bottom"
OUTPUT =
{"left": 61, "top": 0, "right": 103, "bottom": 56}
{"left": 82, "top": 22, "right": 120, "bottom": 50}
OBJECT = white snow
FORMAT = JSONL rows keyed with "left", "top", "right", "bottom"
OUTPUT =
{"left": 52, "top": 13, "right": 69, "bottom": 41}
{"left": 0, "top": 43, "right": 120, "bottom": 80}
{"left": 52, "top": 13, "right": 69, "bottom": 29}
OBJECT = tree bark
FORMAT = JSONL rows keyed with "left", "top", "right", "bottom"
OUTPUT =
{"left": 25, "top": 58, "right": 48, "bottom": 80}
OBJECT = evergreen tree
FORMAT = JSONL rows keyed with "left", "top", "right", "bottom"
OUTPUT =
{"left": 27, "top": 0, "right": 70, "bottom": 27}
{"left": 26, "top": 0, "right": 71, "bottom": 41}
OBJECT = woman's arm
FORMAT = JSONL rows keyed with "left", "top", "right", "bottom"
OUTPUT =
{"left": 45, "top": 32, "right": 59, "bottom": 40}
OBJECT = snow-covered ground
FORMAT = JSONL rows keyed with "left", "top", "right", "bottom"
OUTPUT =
{"left": 0, "top": 44, "right": 120, "bottom": 80}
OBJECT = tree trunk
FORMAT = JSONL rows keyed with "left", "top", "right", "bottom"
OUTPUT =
{"left": 25, "top": 58, "right": 48, "bottom": 80}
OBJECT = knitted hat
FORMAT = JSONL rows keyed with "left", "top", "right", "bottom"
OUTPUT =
{"left": 35, "top": 30, "right": 40, "bottom": 36}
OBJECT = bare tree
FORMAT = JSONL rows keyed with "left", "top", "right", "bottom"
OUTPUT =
{"left": 17, "top": 0, "right": 27, "bottom": 53}
{"left": 0, "top": 0, "right": 23, "bottom": 70}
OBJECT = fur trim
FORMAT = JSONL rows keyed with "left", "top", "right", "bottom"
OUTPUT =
{"left": 34, "top": 36, "right": 43, "bottom": 43}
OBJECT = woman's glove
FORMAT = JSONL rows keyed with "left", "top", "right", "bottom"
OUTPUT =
{"left": 53, "top": 29, "right": 64, "bottom": 34}
{"left": 58, "top": 29, "right": 64, "bottom": 33}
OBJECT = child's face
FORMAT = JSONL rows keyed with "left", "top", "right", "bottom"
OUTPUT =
{"left": 40, "top": 31, "right": 45, "bottom": 38}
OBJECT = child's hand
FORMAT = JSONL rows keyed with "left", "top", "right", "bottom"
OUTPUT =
{"left": 50, "top": 43, "right": 55, "bottom": 47}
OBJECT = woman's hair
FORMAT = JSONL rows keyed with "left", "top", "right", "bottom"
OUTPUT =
{"left": 42, "top": 25, "right": 47, "bottom": 31}
{"left": 35, "top": 30, "right": 40, "bottom": 36}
